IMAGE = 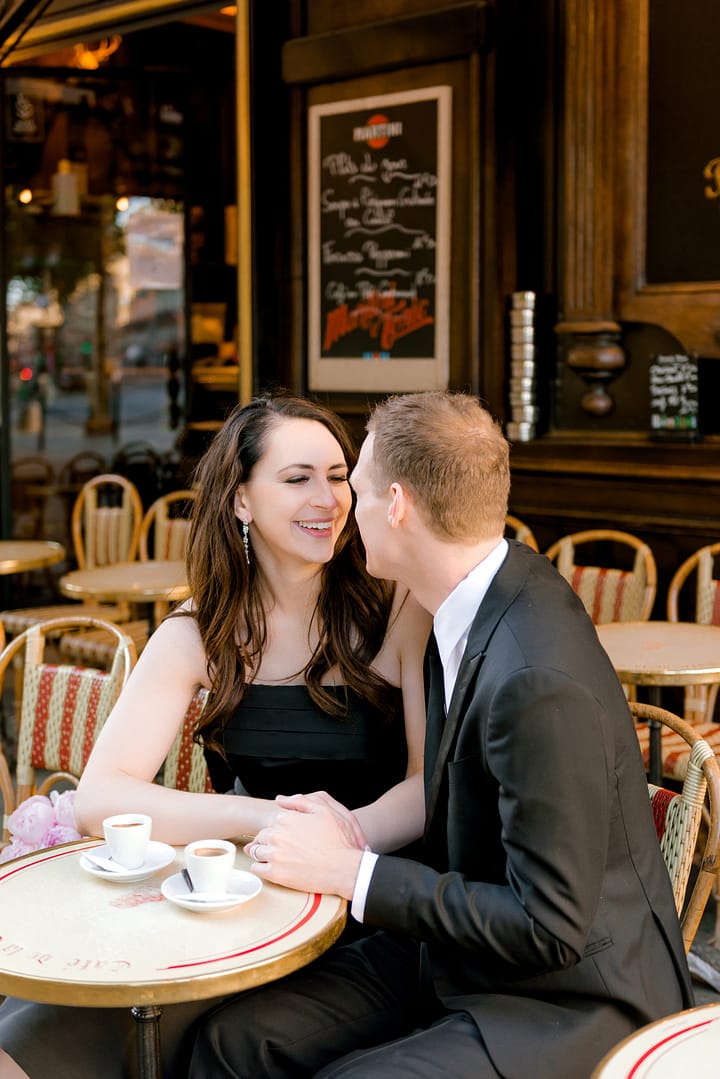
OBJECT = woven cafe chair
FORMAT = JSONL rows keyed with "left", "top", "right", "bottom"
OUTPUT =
{"left": 139, "top": 489, "right": 197, "bottom": 562}
{"left": 0, "top": 474, "right": 144, "bottom": 641}
{"left": 505, "top": 514, "right": 539, "bottom": 551}
{"left": 161, "top": 686, "right": 213, "bottom": 794}
{"left": 10, "top": 455, "right": 56, "bottom": 540}
{"left": 57, "top": 450, "right": 106, "bottom": 490}
{"left": 631, "top": 702, "right": 720, "bottom": 954}
{"left": 0, "top": 616, "right": 137, "bottom": 845}
{"left": 667, "top": 542, "right": 720, "bottom": 725}
{"left": 544, "top": 529, "right": 657, "bottom": 624}
{"left": 58, "top": 489, "right": 197, "bottom": 670}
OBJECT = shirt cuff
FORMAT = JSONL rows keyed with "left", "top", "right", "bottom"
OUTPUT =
{"left": 350, "top": 850, "right": 379, "bottom": 923}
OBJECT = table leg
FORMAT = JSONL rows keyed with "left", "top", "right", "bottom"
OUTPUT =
{"left": 132, "top": 1004, "right": 162, "bottom": 1079}
{"left": 647, "top": 686, "right": 663, "bottom": 788}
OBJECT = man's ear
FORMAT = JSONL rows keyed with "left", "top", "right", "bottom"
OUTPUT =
{"left": 387, "top": 483, "right": 407, "bottom": 528}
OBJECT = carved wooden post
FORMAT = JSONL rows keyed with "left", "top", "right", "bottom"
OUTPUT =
{"left": 556, "top": 0, "right": 626, "bottom": 416}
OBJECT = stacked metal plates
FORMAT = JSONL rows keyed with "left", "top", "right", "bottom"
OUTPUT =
{"left": 506, "top": 291, "right": 537, "bottom": 442}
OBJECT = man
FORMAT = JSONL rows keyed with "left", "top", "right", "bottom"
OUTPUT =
{"left": 189, "top": 392, "right": 692, "bottom": 1078}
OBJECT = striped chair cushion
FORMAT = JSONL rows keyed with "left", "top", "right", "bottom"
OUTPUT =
{"left": 648, "top": 766, "right": 706, "bottom": 915}
{"left": 152, "top": 514, "right": 191, "bottom": 562}
{"left": 84, "top": 501, "right": 135, "bottom": 567}
{"left": 16, "top": 663, "right": 123, "bottom": 789}
{"left": 636, "top": 720, "right": 720, "bottom": 782}
{"left": 59, "top": 620, "right": 150, "bottom": 669}
{"left": 162, "top": 688, "right": 213, "bottom": 794}
{"left": 570, "top": 565, "right": 647, "bottom": 623}
{"left": 696, "top": 549, "right": 720, "bottom": 625}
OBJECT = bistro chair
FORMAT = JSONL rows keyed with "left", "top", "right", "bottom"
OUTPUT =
{"left": 161, "top": 686, "right": 213, "bottom": 794}
{"left": 505, "top": 514, "right": 539, "bottom": 551}
{"left": 57, "top": 450, "right": 107, "bottom": 490}
{"left": 139, "top": 489, "right": 197, "bottom": 561}
{"left": 0, "top": 474, "right": 144, "bottom": 641}
{"left": 57, "top": 489, "right": 197, "bottom": 670}
{"left": 110, "top": 440, "right": 163, "bottom": 510}
{"left": 11, "top": 455, "right": 56, "bottom": 541}
{"left": 667, "top": 542, "right": 720, "bottom": 724}
{"left": 630, "top": 701, "right": 720, "bottom": 954}
{"left": 0, "top": 616, "right": 137, "bottom": 844}
{"left": 544, "top": 529, "right": 657, "bottom": 624}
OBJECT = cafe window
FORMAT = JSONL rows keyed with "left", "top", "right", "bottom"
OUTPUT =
{"left": 0, "top": 10, "right": 237, "bottom": 542}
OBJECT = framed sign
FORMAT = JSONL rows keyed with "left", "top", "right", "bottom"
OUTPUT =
{"left": 308, "top": 86, "right": 452, "bottom": 392}
{"left": 649, "top": 353, "right": 699, "bottom": 440}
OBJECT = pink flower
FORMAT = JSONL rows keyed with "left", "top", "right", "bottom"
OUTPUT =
{"left": 6, "top": 795, "right": 55, "bottom": 846}
{"left": 50, "top": 790, "right": 79, "bottom": 831}
{"left": 0, "top": 790, "right": 82, "bottom": 864}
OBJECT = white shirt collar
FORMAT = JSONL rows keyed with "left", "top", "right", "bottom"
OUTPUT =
{"left": 433, "top": 538, "right": 508, "bottom": 708}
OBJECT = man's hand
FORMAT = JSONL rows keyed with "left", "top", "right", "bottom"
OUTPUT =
{"left": 276, "top": 791, "right": 368, "bottom": 849}
{"left": 244, "top": 799, "right": 365, "bottom": 899}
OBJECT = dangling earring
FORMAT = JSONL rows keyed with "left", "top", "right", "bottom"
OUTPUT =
{"left": 242, "top": 519, "right": 250, "bottom": 565}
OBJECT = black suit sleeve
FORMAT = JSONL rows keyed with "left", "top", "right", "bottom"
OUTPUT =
{"left": 364, "top": 667, "right": 613, "bottom": 978}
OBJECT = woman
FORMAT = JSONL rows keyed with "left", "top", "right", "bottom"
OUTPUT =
{"left": 0, "top": 393, "right": 429, "bottom": 1079}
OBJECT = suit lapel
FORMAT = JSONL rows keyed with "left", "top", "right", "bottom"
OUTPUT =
{"left": 423, "top": 542, "right": 531, "bottom": 839}
{"left": 424, "top": 649, "right": 485, "bottom": 833}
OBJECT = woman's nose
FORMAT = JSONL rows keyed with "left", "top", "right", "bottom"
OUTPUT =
{"left": 311, "top": 480, "right": 338, "bottom": 506}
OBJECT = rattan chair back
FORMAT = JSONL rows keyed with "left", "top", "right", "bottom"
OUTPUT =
{"left": 71, "top": 473, "right": 144, "bottom": 570}
{"left": 161, "top": 687, "right": 212, "bottom": 793}
{"left": 667, "top": 542, "right": 720, "bottom": 723}
{"left": 505, "top": 514, "right": 539, "bottom": 551}
{"left": 631, "top": 701, "right": 720, "bottom": 953}
{"left": 139, "top": 489, "right": 197, "bottom": 562}
{"left": 0, "top": 616, "right": 137, "bottom": 842}
{"left": 544, "top": 529, "right": 657, "bottom": 623}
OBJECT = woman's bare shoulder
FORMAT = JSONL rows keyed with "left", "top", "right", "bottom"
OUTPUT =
{"left": 133, "top": 603, "right": 209, "bottom": 685}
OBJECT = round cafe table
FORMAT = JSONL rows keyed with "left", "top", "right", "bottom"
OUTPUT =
{"left": 0, "top": 540, "right": 65, "bottom": 575}
{"left": 0, "top": 839, "right": 346, "bottom": 1079}
{"left": 591, "top": 1001, "right": 720, "bottom": 1077}
{"left": 60, "top": 560, "right": 190, "bottom": 632}
{"left": 596, "top": 621, "right": 720, "bottom": 786}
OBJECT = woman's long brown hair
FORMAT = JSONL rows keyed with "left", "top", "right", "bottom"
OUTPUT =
{"left": 182, "top": 393, "right": 396, "bottom": 750}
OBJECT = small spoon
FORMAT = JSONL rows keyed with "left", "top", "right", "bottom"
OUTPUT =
{"left": 83, "top": 852, "right": 128, "bottom": 874}
{"left": 181, "top": 868, "right": 231, "bottom": 902}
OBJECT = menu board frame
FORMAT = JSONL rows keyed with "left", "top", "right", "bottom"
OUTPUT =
{"left": 308, "top": 85, "right": 452, "bottom": 392}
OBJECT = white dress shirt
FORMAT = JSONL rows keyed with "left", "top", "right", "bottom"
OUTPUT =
{"left": 351, "top": 538, "right": 508, "bottom": 922}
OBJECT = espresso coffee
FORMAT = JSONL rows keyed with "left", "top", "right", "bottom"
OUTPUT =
{"left": 103, "top": 813, "right": 152, "bottom": 869}
{"left": 185, "top": 838, "right": 236, "bottom": 893}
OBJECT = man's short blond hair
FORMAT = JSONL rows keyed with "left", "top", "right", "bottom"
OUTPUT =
{"left": 367, "top": 392, "right": 510, "bottom": 542}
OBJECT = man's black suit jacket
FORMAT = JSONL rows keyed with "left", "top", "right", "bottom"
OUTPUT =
{"left": 366, "top": 541, "right": 693, "bottom": 1078}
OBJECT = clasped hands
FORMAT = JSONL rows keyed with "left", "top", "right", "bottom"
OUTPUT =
{"left": 243, "top": 791, "right": 367, "bottom": 900}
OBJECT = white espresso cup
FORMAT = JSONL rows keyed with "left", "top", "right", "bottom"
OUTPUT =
{"left": 103, "top": 813, "right": 152, "bottom": 869}
{"left": 184, "top": 839, "right": 236, "bottom": 894}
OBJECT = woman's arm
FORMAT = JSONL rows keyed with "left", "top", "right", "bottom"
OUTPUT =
{"left": 74, "top": 612, "right": 278, "bottom": 846}
{"left": 352, "top": 588, "right": 430, "bottom": 852}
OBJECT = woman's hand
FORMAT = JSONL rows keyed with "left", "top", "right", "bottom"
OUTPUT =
{"left": 274, "top": 791, "right": 368, "bottom": 850}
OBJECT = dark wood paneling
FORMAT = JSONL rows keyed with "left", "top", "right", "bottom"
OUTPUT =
{"left": 508, "top": 438, "right": 720, "bottom": 615}
{"left": 282, "top": 3, "right": 492, "bottom": 85}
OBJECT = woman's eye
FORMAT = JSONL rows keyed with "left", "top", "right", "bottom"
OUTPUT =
{"left": 330, "top": 474, "right": 349, "bottom": 484}
{"left": 286, "top": 476, "right": 308, "bottom": 484}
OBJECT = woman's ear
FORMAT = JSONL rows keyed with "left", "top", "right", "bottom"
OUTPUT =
{"left": 234, "top": 489, "right": 251, "bottom": 522}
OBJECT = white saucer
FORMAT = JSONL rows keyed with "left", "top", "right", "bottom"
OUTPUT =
{"left": 161, "top": 869, "right": 262, "bottom": 913}
{"left": 79, "top": 842, "right": 176, "bottom": 883}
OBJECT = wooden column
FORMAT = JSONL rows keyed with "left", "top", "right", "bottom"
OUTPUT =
{"left": 555, "top": 0, "right": 625, "bottom": 417}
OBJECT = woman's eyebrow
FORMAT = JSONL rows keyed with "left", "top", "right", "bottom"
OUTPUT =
{"left": 277, "top": 461, "right": 347, "bottom": 473}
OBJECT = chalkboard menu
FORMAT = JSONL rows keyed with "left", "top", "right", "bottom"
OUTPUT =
{"left": 308, "top": 87, "right": 452, "bottom": 392}
{"left": 649, "top": 353, "right": 700, "bottom": 440}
